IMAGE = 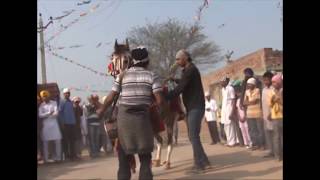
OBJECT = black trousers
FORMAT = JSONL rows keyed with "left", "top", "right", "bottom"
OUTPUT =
{"left": 234, "top": 121, "right": 244, "bottom": 146}
{"left": 207, "top": 121, "right": 220, "bottom": 144}
{"left": 62, "top": 124, "right": 77, "bottom": 160}
{"left": 219, "top": 122, "right": 227, "bottom": 141}
{"left": 118, "top": 145, "right": 153, "bottom": 180}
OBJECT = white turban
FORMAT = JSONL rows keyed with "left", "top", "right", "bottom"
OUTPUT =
{"left": 72, "top": 96, "right": 81, "bottom": 102}
{"left": 247, "top": 78, "right": 256, "bottom": 85}
{"left": 63, "top": 88, "right": 70, "bottom": 93}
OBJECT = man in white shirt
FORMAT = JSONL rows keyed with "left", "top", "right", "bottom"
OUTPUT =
{"left": 220, "top": 77, "right": 239, "bottom": 147}
{"left": 262, "top": 71, "right": 275, "bottom": 157}
{"left": 204, "top": 91, "right": 220, "bottom": 145}
{"left": 38, "top": 90, "right": 62, "bottom": 163}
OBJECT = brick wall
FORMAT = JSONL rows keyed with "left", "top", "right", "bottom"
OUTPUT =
{"left": 201, "top": 48, "right": 282, "bottom": 103}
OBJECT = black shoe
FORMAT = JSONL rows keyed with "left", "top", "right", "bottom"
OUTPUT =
{"left": 203, "top": 162, "right": 212, "bottom": 170}
{"left": 185, "top": 167, "right": 205, "bottom": 174}
{"left": 249, "top": 146, "right": 259, "bottom": 151}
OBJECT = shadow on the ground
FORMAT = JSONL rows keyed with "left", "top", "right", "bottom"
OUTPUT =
{"left": 37, "top": 153, "right": 116, "bottom": 180}
{"left": 175, "top": 166, "right": 282, "bottom": 180}
{"left": 154, "top": 149, "right": 282, "bottom": 178}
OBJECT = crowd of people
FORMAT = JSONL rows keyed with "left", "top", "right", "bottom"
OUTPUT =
{"left": 203, "top": 68, "right": 283, "bottom": 161}
{"left": 37, "top": 47, "right": 283, "bottom": 179}
{"left": 37, "top": 89, "right": 115, "bottom": 164}
{"left": 37, "top": 89, "right": 180, "bottom": 164}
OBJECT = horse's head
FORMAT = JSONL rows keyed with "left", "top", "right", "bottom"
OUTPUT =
{"left": 107, "top": 39, "right": 132, "bottom": 78}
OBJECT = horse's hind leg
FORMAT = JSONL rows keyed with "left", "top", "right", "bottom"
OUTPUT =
{"left": 163, "top": 118, "right": 175, "bottom": 170}
{"left": 153, "top": 134, "right": 162, "bottom": 167}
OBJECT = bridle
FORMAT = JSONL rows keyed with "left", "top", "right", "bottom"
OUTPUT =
{"left": 107, "top": 39, "right": 131, "bottom": 79}
{"left": 108, "top": 51, "right": 131, "bottom": 78}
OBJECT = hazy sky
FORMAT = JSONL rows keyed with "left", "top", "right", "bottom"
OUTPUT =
{"left": 37, "top": 0, "right": 283, "bottom": 102}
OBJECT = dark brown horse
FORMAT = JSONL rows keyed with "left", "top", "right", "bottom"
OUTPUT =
{"left": 152, "top": 82, "right": 186, "bottom": 170}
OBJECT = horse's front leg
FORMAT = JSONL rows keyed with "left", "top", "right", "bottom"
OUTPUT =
{"left": 152, "top": 134, "right": 163, "bottom": 167}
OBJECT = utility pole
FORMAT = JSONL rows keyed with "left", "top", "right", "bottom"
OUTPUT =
{"left": 38, "top": 13, "right": 53, "bottom": 84}
{"left": 39, "top": 13, "right": 47, "bottom": 84}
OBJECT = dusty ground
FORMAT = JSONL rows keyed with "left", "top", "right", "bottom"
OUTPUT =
{"left": 37, "top": 120, "right": 283, "bottom": 180}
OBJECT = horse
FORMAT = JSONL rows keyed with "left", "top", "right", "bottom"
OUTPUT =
{"left": 106, "top": 39, "right": 186, "bottom": 170}
{"left": 151, "top": 80, "right": 186, "bottom": 170}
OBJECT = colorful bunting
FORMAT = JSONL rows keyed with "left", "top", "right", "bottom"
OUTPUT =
{"left": 45, "top": 3, "right": 101, "bottom": 45}
{"left": 52, "top": 10, "right": 74, "bottom": 20}
{"left": 49, "top": 50, "right": 109, "bottom": 77}
{"left": 218, "top": 24, "right": 225, "bottom": 29}
{"left": 77, "top": 0, "right": 91, "bottom": 6}
{"left": 96, "top": 42, "right": 102, "bottom": 48}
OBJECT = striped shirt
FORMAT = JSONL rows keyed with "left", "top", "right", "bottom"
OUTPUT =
{"left": 245, "top": 88, "right": 262, "bottom": 119}
{"left": 112, "top": 66, "right": 162, "bottom": 106}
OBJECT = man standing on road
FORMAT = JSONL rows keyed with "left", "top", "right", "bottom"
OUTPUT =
{"left": 220, "top": 77, "right": 238, "bottom": 147}
{"left": 240, "top": 68, "right": 265, "bottom": 149}
{"left": 244, "top": 78, "right": 264, "bottom": 150}
{"left": 204, "top": 91, "right": 220, "bottom": 145}
{"left": 37, "top": 95, "right": 43, "bottom": 164}
{"left": 261, "top": 71, "right": 275, "bottom": 157}
{"left": 59, "top": 88, "right": 78, "bottom": 161}
{"left": 165, "top": 49, "right": 211, "bottom": 174}
{"left": 84, "top": 95, "right": 102, "bottom": 158}
{"left": 269, "top": 73, "right": 283, "bottom": 161}
{"left": 72, "top": 96, "right": 84, "bottom": 159}
{"left": 97, "top": 46, "right": 164, "bottom": 180}
{"left": 39, "top": 90, "right": 62, "bottom": 163}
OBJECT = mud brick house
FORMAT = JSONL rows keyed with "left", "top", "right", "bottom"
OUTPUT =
{"left": 201, "top": 48, "right": 282, "bottom": 105}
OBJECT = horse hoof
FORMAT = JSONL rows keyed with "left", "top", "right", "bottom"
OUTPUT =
{"left": 152, "top": 159, "right": 161, "bottom": 167}
{"left": 164, "top": 162, "right": 171, "bottom": 170}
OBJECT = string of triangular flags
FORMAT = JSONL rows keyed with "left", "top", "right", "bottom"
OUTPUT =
{"left": 45, "top": 2, "right": 102, "bottom": 45}
{"left": 52, "top": 10, "right": 75, "bottom": 21}
{"left": 190, "top": 0, "right": 210, "bottom": 34}
{"left": 48, "top": 50, "right": 109, "bottom": 77}
{"left": 77, "top": 0, "right": 91, "bottom": 6}
{"left": 60, "top": 87, "right": 110, "bottom": 93}
{"left": 277, "top": 1, "right": 283, "bottom": 23}
{"left": 194, "top": 0, "right": 209, "bottom": 21}
{"left": 46, "top": 41, "right": 111, "bottom": 51}
{"left": 47, "top": 44, "right": 83, "bottom": 50}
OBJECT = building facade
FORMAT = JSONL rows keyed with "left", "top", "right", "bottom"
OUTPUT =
{"left": 201, "top": 48, "right": 282, "bottom": 105}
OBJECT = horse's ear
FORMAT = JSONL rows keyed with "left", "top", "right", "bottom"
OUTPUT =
{"left": 125, "top": 38, "right": 129, "bottom": 50}
{"left": 114, "top": 39, "right": 118, "bottom": 50}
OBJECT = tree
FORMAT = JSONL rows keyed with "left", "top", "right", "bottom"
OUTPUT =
{"left": 127, "top": 18, "right": 222, "bottom": 77}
